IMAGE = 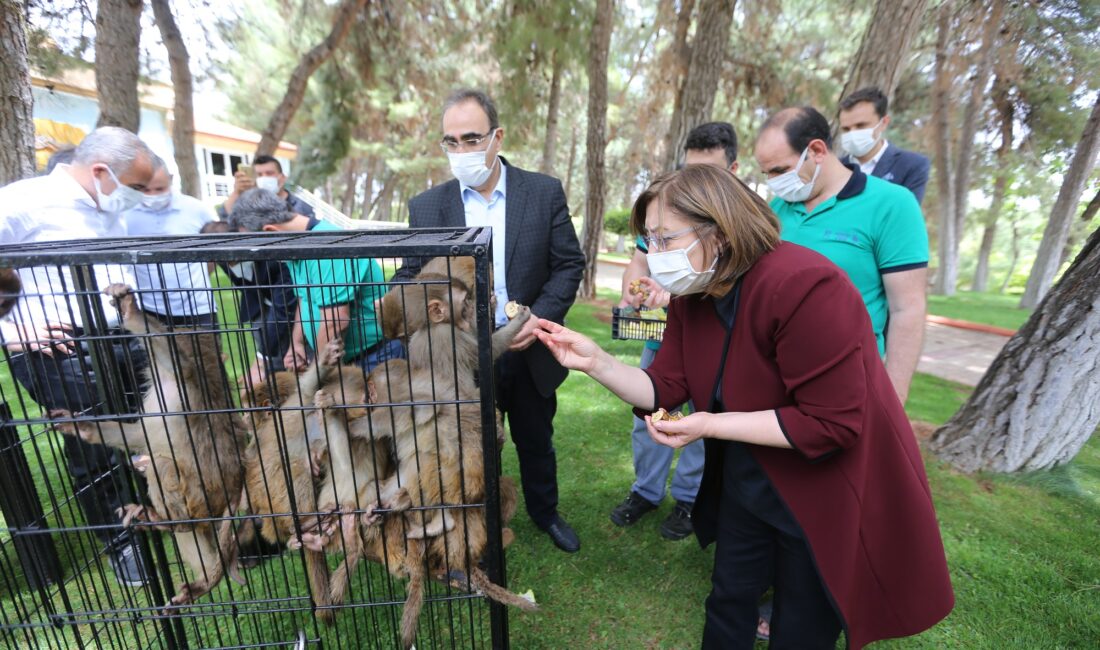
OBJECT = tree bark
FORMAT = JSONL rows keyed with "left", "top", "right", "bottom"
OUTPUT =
{"left": 661, "top": 0, "right": 736, "bottom": 171}
{"left": 0, "top": 0, "right": 36, "bottom": 185}
{"left": 254, "top": 0, "right": 368, "bottom": 158}
{"left": 580, "top": 0, "right": 614, "bottom": 299}
{"left": 951, "top": 0, "right": 1003, "bottom": 245}
{"left": 539, "top": 47, "right": 564, "bottom": 176}
{"left": 838, "top": 0, "right": 929, "bottom": 112}
{"left": 931, "top": 3, "right": 957, "bottom": 295}
{"left": 94, "top": 0, "right": 143, "bottom": 132}
{"left": 998, "top": 221, "right": 1020, "bottom": 294}
{"left": 929, "top": 223, "right": 1100, "bottom": 472}
{"left": 150, "top": 0, "right": 200, "bottom": 197}
{"left": 662, "top": 0, "right": 696, "bottom": 146}
{"left": 1080, "top": 188, "right": 1100, "bottom": 225}
{"left": 565, "top": 124, "right": 579, "bottom": 209}
{"left": 1020, "top": 95, "right": 1100, "bottom": 308}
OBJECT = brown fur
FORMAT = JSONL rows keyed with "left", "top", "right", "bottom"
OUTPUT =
{"left": 51, "top": 284, "right": 248, "bottom": 610}
{"left": 0, "top": 268, "right": 21, "bottom": 319}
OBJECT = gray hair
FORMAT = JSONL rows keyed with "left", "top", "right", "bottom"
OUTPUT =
{"left": 73, "top": 126, "right": 153, "bottom": 171}
{"left": 150, "top": 153, "right": 169, "bottom": 174}
{"left": 442, "top": 88, "right": 499, "bottom": 130}
{"left": 228, "top": 189, "right": 295, "bottom": 232}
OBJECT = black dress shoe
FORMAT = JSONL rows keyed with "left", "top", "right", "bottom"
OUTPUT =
{"left": 542, "top": 515, "right": 580, "bottom": 553}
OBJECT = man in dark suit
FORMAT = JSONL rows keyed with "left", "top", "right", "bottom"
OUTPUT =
{"left": 393, "top": 89, "right": 586, "bottom": 553}
{"left": 838, "top": 86, "right": 931, "bottom": 202}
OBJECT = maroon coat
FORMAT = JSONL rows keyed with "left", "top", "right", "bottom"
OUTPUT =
{"left": 640, "top": 242, "right": 953, "bottom": 649}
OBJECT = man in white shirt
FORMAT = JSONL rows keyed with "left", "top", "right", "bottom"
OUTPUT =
{"left": 0, "top": 127, "right": 155, "bottom": 587}
{"left": 126, "top": 155, "right": 217, "bottom": 327}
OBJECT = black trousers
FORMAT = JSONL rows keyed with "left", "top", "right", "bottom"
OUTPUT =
{"left": 496, "top": 350, "right": 559, "bottom": 529}
{"left": 8, "top": 338, "right": 148, "bottom": 549}
{"left": 702, "top": 474, "right": 842, "bottom": 649}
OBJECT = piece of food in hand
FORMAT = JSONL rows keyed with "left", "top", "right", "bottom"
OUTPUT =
{"left": 505, "top": 300, "right": 521, "bottom": 319}
{"left": 651, "top": 408, "right": 683, "bottom": 422}
{"left": 628, "top": 279, "right": 651, "bottom": 300}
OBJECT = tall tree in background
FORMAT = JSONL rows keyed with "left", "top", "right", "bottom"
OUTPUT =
{"left": 94, "top": 0, "right": 142, "bottom": 132}
{"left": 661, "top": 0, "right": 735, "bottom": 171}
{"left": 929, "top": 222, "right": 1100, "bottom": 472}
{"left": 1019, "top": 94, "right": 1100, "bottom": 308}
{"left": 580, "top": 0, "right": 614, "bottom": 299}
{"left": 150, "top": 0, "right": 199, "bottom": 197}
{"left": 540, "top": 45, "right": 564, "bottom": 175}
{"left": 254, "top": 0, "right": 368, "bottom": 158}
{"left": 930, "top": 2, "right": 957, "bottom": 295}
{"left": 0, "top": 0, "right": 36, "bottom": 184}
{"left": 838, "top": 0, "right": 928, "bottom": 108}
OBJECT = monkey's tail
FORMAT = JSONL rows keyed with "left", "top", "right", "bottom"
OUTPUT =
{"left": 400, "top": 539, "right": 425, "bottom": 650}
{"left": 305, "top": 549, "right": 334, "bottom": 626}
{"left": 218, "top": 502, "right": 246, "bottom": 586}
{"left": 470, "top": 566, "right": 539, "bottom": 612}
{"left": 328, "top": 546, "right": 361, "bottom": 610}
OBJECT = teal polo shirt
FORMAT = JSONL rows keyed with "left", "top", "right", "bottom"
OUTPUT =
{"left": 771, "top": 166, "right": 928, "bottom": 355}
{"left": 288, "top": 220, "right": 385, "bottom": 360}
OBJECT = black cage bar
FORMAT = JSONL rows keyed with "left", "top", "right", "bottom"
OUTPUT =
{"left": 0, "top": 228, "right": 518, "bottom": 649}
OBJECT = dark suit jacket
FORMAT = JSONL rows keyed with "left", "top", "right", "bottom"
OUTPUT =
{"left": 846, "top": 143, "right": 931, "bottom": 203}
{"left": 636, "top": 242, "right": 953, "bottom": 649}
{"left": 393, "top": 160, "right": 585, "bottom": 397}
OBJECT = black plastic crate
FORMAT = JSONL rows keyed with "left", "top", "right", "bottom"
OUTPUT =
{"left": 610, "top": 307, "right": 667, "bottom": 342}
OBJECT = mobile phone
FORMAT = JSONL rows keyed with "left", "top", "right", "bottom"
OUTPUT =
{"left": 237, "top": 164, "right": 254, "bottom": 179}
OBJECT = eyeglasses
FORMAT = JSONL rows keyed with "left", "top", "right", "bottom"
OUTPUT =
{"left": 646, "top": 225, "right": 709, "bottom": 252}
{"left": 439, "top": 131, "right": 495, "bottom": 153}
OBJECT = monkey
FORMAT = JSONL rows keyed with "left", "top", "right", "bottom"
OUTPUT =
{"left": 379, "top": 256, "right": 496, "bottom": 342}
{"left": 0, "top": 268, "right": 22, "bottom": 319}
{"left": 239, "top": 351, "right": 341, "bottom": 624}
{"left": 50, "top": 283, "right": 249, "bottom": 610}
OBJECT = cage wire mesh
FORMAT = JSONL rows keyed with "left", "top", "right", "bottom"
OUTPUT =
{"left": 0, "top": 228, "right": 522, "bottom": 649}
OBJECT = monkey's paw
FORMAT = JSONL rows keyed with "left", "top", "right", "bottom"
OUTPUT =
{"left": 104, "top": 284, "right": 135, "bottom": 315}
{"left": 385, "top": 487, "right": 412, "bottom": 512}
{"left": 319, "top": 338, "right": 345, "bottom": 367}
{"left": 313, "top": 389, "right": 335, "bottom": 410}
{"left": 508, "top": 303, "right": 532, "bottom": 324}
{"left": 48, "top": 410, "right": 82, "bottom": 438}
{"left": 165, "top": 583, "right": 197, "bottom": 612}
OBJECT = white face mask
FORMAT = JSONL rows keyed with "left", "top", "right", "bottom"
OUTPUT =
{"left": 93, "top": 165, "right": 145, "bottom": 214}
{"left": 228, "top": 260, "right": 257, "bottom": 282}
{"left": 447, "top": 129, "right": 499, "bottom": 188}
{"left": 841, "top": 120, "right": 883, "bottom": 158}
{"left": 765, "top": 147, "right": 821, "bottom": 203}
{"left": 141, "top": 191, "right": 173, "bottom": 212}
{"left": 256, "top": 176, "right": 281, "bottom": 194}
{"left": 647, "top": 238, "right": 716, "bottom": 295}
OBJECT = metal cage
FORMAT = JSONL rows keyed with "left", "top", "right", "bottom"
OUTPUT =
{"left": 0, "top": 228, "right": 519, "bottom": 649}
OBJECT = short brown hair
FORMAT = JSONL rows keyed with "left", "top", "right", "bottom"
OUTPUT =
{"left": 630, "top": 165, "right": 780, "bottom": 298}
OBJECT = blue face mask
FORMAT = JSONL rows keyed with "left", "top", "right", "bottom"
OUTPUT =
{"left": 93, "top": 165, "right": 145, "bottom": 214}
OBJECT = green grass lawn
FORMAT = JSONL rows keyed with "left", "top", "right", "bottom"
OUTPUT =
{"left": 926, "top": 291, "right": 1032, "bottom": 331}
{"left": 1, "top": 284, "right": 1096, "bottom": 648}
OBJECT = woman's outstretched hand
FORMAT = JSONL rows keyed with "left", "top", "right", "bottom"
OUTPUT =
{"left": 646, "top": 412, "right": 712, "bottom": 449}
{"left": 533, "top": 318, "right": 604, "bottom": 374}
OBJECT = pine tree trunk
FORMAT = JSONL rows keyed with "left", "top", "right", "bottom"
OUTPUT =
{"left": 1079, "top": 188, "right": 1100, "bottom": 225}
{"left": 931, "top": 3, "right": 957, "bottom": 295}
{"left": 565, "top": 125, "right": 578, "bottom": 210}
{"left": 255, "top": 0, "right": 368, "bottom": 158}
{"left": 0, "top": 0, "right": 36, "bottom": 185}
{"left": 1020, "top": 96, "right": 1100, "bottom": 308}
{"left": 94, "top": 0, "right": 143, "bottom": 132}
{"left": 540, "top": 47, "right": 563, "bottom": 176}
{"left": 150, "top": 0, "right": 200, "bottom": 197}
{"left": 661, "top": 0, "right": 735, "bottom": 171}
{"left": 662, "top": 0, "right": 696, "bottom": 146}
{"left": 951, "top": 0, "right": 1003, "bottom": 245}
{"left": 838, "top": 0, "right": 929, "bottom": 110}
{"left": 998, "top": 221, "right": 1020, "bottom": 294}
{"left": 929, "top": 223, "right": 1100, "bottom": 472}
{"left": 971, "top": 221, "right": 997, "bottom": 292}
{"left": 580, "top": 0, "right": 614, "bottom": 299}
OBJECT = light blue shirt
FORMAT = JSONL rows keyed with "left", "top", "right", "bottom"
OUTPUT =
{"left": 459, "top": 163, "right": 509, "bottom": 326}
{"left": 125, "top": 192, "right": 217, "bottom": 317}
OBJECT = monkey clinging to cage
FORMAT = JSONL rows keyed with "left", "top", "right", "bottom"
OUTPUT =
{"left": 50, "top": 283, "right": 250, "bottom": 610}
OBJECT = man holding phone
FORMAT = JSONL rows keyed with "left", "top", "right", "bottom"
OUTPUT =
{"left": 218, "top": 155, "right": 314, "bottom": 219}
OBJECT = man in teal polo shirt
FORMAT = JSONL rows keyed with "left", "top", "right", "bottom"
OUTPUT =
{"left": 754, "top": 106, "right": 928, "bottom": 404}
{"left": 228, "top": 188, "right": 402, "bottom": 372}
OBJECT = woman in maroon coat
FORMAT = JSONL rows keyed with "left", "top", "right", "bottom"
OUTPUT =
{"left": 535, "top": 165, "right": 953, "bottom": 649}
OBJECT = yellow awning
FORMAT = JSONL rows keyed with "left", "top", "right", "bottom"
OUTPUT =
{"left": 34, "top": 118, "right": 87, "bottom": 170}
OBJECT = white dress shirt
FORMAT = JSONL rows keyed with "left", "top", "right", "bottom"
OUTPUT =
{"left": 460, "top": 163, "right": 510, "bottom": 326}
{"left": 125, "top": 193, "right": 216, "bottom": 317}
{"left": 0, "top": 165, "right": 133, "bottom": 331}
{"left": 860, "top": 140, "right": 890, "bottom": 176}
